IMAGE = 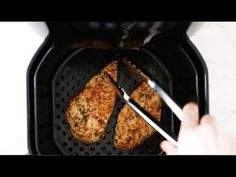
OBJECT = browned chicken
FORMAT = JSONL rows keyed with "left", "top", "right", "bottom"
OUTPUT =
{"left": 66, "top": 61, "right": 117, "bottom": 144}
{"left": 114, "top": 81, "right": 162, "bottom": 149}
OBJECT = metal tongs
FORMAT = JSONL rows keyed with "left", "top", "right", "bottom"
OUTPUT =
{"left": 104, "top": 59, "right": 183, "bottom": 146}
{"left": 122, "top": 58, "right": 183, "bottom": 121}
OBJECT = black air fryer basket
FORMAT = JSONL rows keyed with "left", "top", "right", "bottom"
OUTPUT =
{"left": 27, "top": 22, "right": 209, "bottom": 155}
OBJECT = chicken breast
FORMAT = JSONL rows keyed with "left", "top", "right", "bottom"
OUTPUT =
{"left": 114, "top": 81, "right": 162, "bottom": 149}
{"left": 66, "top": 61, "right": 117, "bottom": 144}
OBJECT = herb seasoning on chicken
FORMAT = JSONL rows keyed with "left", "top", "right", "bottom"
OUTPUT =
{"left": 114, "top": 81, "right": 162, "bottom": 149}
{"left": 66, "top": 61, "right": 117, "bottom": 144}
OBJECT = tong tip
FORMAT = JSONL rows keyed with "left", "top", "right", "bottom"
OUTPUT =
{"left": 122, "top": 57, "right": 149, "bottom": 81}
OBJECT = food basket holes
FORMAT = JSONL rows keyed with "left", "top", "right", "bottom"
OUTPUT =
{"left": 85, "top": 152, "right": 90, "bottom": 155}
{"left": 68, "top": 147, "right": 73, "bottom": 152}
{"left": 74, "top": 142, "right": 78, "bottom": 146}
{"left": 79, "top": 147, "right": 84, "bottom": 151}
{"left": 96, "top": 152, "right": 101, "bottom": 155}
{"left": 57, "top": 126, "right": 61, "bottom": 130}
{"left": 61, "top": 76, "right": 65, "bottom": 81}
{"left": 61, "top": 87, "right": 65, "bottom": 92}
{"left": 68, "top": 136, "right": 72, "bottom": 141}
{"left": 150, "top": 138, "right": 156, "bottom": 144}
{"left": 77, "top": 81, "right": 81, "bottom": 86}
{"left": 62, "top": 131, "right": 67, "bottom": 136}
{"left": 90, "top": 147, "right": 95, "bottom": 151}
{"left": 117, "top": 107, "right": 122, "bottom": 112}
{"left": 72, "top": 87, "right": 77, "bottom": 91}
{"left": 107, "top": 151, "right": 112, "bottom": 155}
{"left": 101, "top": 146, "right": 106, "bottom": 151}
{"left": 66, "top": 70, "right": 70, "bottom": 75}
{"left": 67, "top": 92, "right": 71, "bottom": 97}
{"left": 63, "top": 142, "right": 67, "bottom": 147}
{"left": 106, "top": 141, "right": 111, "bottom": 145}
{"left": 95, "top": 142, "right": 100, "bottom": 145}
{"left": 66, "top": 81, "right": 71, "bottom": 86}
{"left": 87, "top": 69, "right": 92, "bottom": 74}
{"left": 62, "top": 119, "right": 66, "bottom": 124}
{"left": 72, "top": 75, "right": 76, "bottom": 80}
{"left": 61, "top": 98, "right": 65, "bottom": 102}
{"left": 56, "top": 115, "right": 61, "bottom": 119}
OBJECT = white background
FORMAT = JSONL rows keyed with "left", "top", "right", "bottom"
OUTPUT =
{"left": 0, "top": 22, "right": 45, "bottom": 154}
{"left": 0, "top": 22, "right": 236, "bottom": 155}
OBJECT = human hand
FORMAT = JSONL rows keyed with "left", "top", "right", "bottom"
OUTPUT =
{"left": 160, "top": 102, "right": 236, "bottom": 155}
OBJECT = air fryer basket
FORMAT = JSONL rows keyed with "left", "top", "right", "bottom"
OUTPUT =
{"left": 52, "top": 48, "right": 173, "bottom": 155}
{"left": 28, "top": 22, "right": 208, "bottom": 155}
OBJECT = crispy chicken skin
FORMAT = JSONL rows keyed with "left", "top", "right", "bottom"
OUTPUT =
{"left": 66, "top": 61, "right": 117, "bottom": 144}
{"left": 114, "top": 81, "right": 162, "bottom": 149}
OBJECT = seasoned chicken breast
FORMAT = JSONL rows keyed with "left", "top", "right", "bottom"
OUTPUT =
{"left": 66, "top": 61, "right": 117, "bottom": 144}
{"left": 114, "top": 81, "right": 162, "bottom": 149}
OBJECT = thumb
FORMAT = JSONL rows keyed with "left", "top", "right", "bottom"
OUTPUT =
{"left": 160, "top": 140, "right": 177, "bottom": 155}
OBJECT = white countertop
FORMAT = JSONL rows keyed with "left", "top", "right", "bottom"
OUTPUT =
{"left": 0, "top": 22, "right": 235, "bottom": 155}
{"left": 190, "top": 22, "right": 236, "bottom": 135}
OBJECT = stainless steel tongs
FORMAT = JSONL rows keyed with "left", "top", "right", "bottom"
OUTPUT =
{"left": 122, "top": 58, "right": 183, "bottom": 121}
{"left": 104, "top": 59, "right": 182, "bottom": 146}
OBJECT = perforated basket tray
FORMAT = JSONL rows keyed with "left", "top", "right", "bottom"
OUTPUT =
{"left": 29, "top": 37, "right": 208, "bottom": 155}
{"left": 51, "top": 48, "right": 173, "bottom": 155}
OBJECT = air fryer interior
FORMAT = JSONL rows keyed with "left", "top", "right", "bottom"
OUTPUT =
{"left": 52, "top": 48, "right": 173, "bottom": 155}
{"left": 28, "top": 22, "right": 208, "bottom": 155}
{"left": 31, "top": 39, "right": 204, "bottom": 155}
